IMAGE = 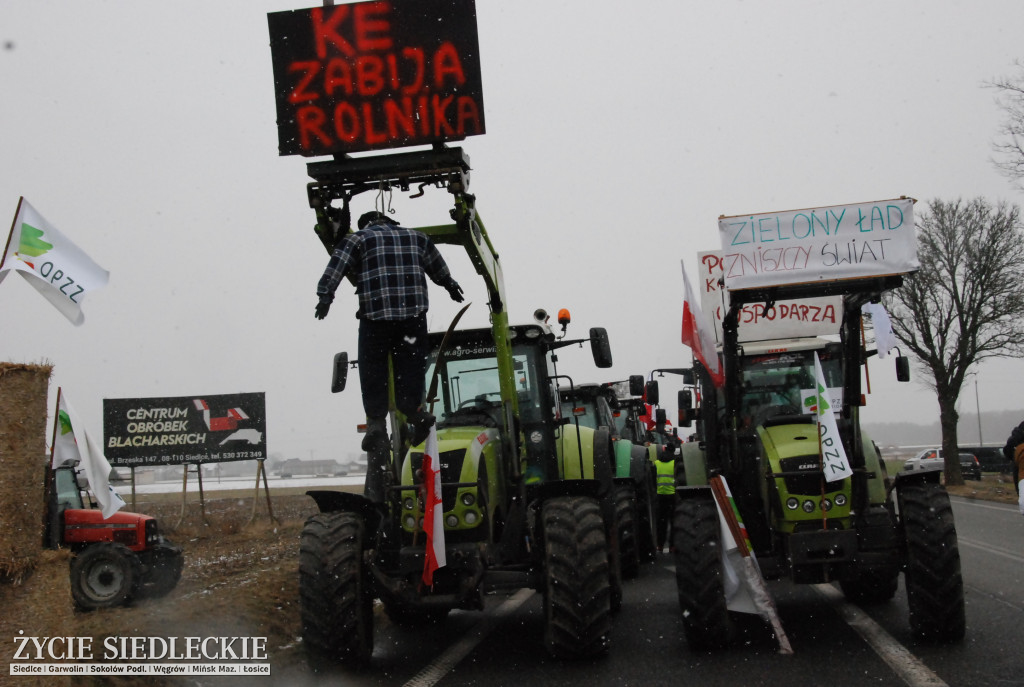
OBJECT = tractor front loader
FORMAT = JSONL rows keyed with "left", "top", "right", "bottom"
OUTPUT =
{"left": 297, "top": 146, "right": 622, "bottom": 667}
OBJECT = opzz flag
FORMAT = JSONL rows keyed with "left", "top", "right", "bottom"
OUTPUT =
{"left": 1, "top": 197, "right": 109, "bottom": 325}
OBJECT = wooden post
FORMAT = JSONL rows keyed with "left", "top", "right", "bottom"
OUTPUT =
{"left": 177, "top": 463, "right": 209, "bottom": 527}
{"left": 248, "top": 459, "right": 280, "bottom": 525}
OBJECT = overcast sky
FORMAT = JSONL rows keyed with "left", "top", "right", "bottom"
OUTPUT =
{"left": 3, "top": 0, "right": 1024, "bottom": 464}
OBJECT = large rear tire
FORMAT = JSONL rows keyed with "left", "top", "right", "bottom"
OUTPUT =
{"left": 614, "top": 484, "right": 640, "bottom": 579}
{"left": 672, "top": 496, "right": 731, "bottom": 650}
{"left": 900, "top": 482, "right": 965, "bottom": 642}
{"left": 636, "top": 462, "right": 659, "bottom": 562}
{"left": 70, "top": 543, "right": 140, "bottom": 611}
{"left": 299, "top": 512, "right": 374, "bottom": 667}
{"left": 542, "top": 496, "right": 612, "bottom": 658}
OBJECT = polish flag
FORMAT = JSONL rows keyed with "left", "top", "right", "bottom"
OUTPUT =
{"left": 422, "top": 424, "right": 446, "bottom": 586}
{"left": 681, "top": 260, "right": 724, "bottom": 387}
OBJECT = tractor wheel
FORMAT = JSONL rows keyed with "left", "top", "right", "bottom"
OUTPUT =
{"left": 614, "top": 484, "right": 640, "bottom": 579}
{"left": 299, "top": 511, "right": 374, "bottom": 667}
{"left": 593, "top": 429, "right": 622, "bottom": 613}
{"left": 140, "top": 543, "right": 184, "bottom": 599}
{"left": 636, "top": 462, "right": 659, "bottom": 562}
{"left": 900, "top": 482, "right": 966, "bottom": 642}
{"left": 672, "top": 496, "right": 731, "bottom": 650}
{"left": 542, "top": 496, "right": 612, "bottom": 658}
{"left": 70, "top": 543, "right": 141, "bottom": 611}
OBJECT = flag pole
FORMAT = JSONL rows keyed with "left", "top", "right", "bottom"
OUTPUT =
{"left": 41, "top": 386, "right": 62, "bottom": 547}
{"left": 1, "top": 196, "right": 24, "bottom": 272}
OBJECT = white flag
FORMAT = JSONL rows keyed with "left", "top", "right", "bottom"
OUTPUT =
{"left": 863, "top": 302, "right": 897, "bottom": 359}
{"left": 1, "top": 197, "right": 109, "bottom": 325}
{"left": 52, "top": 390, "right": 125, "bottom": 519}
{"left": 813, "top": 352, "right": 853, "bottom": 482}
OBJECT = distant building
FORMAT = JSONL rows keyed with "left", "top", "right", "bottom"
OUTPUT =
{"left": 277, "top": 458, "right": 342, "bottom": 477}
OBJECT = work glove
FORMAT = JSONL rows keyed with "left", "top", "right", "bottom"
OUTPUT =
{"left": 315, "top": 301, "right": 331, "bottom": 320}
{"left": 446, "top": 282, "right": 464, "bottom": 303}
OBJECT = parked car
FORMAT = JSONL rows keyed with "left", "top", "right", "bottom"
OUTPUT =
{"left": 959, "top": 445, "right": 1011, "bottom": 473}
{"left": 902, "top": 448, "right": 982, "bottom": 480}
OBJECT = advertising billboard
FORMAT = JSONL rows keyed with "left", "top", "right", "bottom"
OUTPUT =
{"left": 103, "top": 392, "right": 266, "bottom": 467}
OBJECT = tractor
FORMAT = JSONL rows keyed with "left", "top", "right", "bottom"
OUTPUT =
{"left": 297, "top": 146, "right": 622, "bottom": 666}
{"left": 45, "top": 462, "right": 183, "bottom": 610}
{"left": 671, "top": 276, "right": 965, "bottom": 649}
{"left": 559, "top": 379, "right": 659, "bottom": 573}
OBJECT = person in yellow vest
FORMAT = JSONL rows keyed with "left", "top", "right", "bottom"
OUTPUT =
{"left": 654, "top": 439, "right": 678, "bottom": 552}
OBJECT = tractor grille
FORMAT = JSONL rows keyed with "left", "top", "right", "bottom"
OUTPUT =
{"left": 439, "top": 449, "right": 465, "bottom": 510}
{"left": 778, "top": 455, "right": 825, "bottom": 495}
{"left": 412, "top": 449, "right": 466, "bottom": 511}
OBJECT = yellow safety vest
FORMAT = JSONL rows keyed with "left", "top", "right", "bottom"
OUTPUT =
{"left": 655, "top": 458, "right": 675, "bottom": 495}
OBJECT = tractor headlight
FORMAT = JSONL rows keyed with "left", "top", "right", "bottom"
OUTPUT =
{"left": 834, "top": 493, "right": 847, "bottom": 507}
{"left": 464, "top": 510, "right": 479, "bottom": 525}
{"left": 820, "top": 498, "right": 832, "bottom": 511}
{"left": 786, "top": 497, "right": 799, "bottom": 510}
{"left": 404, "top": 515, "right": 417, "bottom": 529}
{"left": 802, "top": 500, "right": 815, "bottom": 513}
{"left": 445, "top": 514, "right": 459, "bottom": 528}
{"left": 460, "top": 492, "right": 476, "bottom": 507}
{"left": 403, "top": 497, "right": 415, "bottom": 511}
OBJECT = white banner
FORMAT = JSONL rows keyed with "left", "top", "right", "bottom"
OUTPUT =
{"left": 1, "top": 197, "right": 109, "bottom": 325}
{"left": 697, "top": 250, "right": 842, "bottom": 343}
{"left": 717, "top": 198, "right": 917, "bottom": 292}
{"left": 813, "top": 353, "right": 852, "bottom": 482}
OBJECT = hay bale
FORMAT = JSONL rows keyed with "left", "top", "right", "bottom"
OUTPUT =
{"left": 0, "top": 362, "right": 52, "bottom": 581}
{"left": 0, "top": 548, "right": 72, "bottom": 687}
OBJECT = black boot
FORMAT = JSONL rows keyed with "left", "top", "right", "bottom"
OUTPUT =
{"left": 361, "top": 416, "right": 388, "bottom": 451}
{"left": 404, "top": 410, "right": 436, "bottom": 446}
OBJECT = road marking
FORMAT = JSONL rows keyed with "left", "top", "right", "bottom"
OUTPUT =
{"left": 950, "top": 497, "right": 1017, "bottom": 513}
{"left": 958, "top": 536, "right": 1024, "bottom": 563}
{"left": 403, "top": 588, "right": 535, "bottom": 687}
{"left": 813, "top": 584, "right": 947, "bottom": 687}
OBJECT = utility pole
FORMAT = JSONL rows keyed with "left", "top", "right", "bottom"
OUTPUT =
{"left": 975, "top": 378, "right": 983, "bottom": 445}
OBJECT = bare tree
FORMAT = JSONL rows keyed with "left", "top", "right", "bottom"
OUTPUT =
{"left": 886, "top": 198, "right": 1024, "bottom": 485}
{"left": 988, "top": 60, "right": 1024, "bottom": 191}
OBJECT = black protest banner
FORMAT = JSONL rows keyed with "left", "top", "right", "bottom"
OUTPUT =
{"left": 268, "top": 0, "right": 485, "bottom": 156}
{"left": 103, "top": 392, "right": 266, "bottom": 467}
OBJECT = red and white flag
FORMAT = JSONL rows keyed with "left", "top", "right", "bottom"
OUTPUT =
{"left": 681, "top": 260, "right": 724, "bottom": 387}
{"left": 422, "top": 424, "right": 446, "bottom": 586}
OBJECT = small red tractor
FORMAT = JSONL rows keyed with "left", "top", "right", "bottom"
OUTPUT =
{"left": 45, "top": 462, "right": 184, "bottom": 610}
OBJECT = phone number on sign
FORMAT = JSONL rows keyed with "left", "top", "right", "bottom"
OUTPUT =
{"left": 219, "top": 451, "right": 264, "bottom": 461}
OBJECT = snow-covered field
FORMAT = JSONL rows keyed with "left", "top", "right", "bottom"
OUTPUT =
{"left": 113, "top": 473, "right": 366, "bottom": 494}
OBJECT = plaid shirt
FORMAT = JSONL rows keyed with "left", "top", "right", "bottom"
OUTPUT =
{"left": 317, "top": 222, "right": 457, "bottom": 321}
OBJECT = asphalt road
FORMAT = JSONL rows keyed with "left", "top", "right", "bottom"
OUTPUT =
{"left": 284, "top": 495, "right": 1024, "bottom": 687}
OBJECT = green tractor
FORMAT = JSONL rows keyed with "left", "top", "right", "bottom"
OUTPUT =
{"left": 672, "top": 277, "right": 965, "bottom": 649}
{"left": 559, "top": 379, "right": 659, "bottom": 574}
{"left": 297, "top": 147, "right": 621, "bottom": 666}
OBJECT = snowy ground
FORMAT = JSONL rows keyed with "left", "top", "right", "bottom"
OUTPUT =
{"left": 113, "top": 473, "right": 366, "bottom": 494}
